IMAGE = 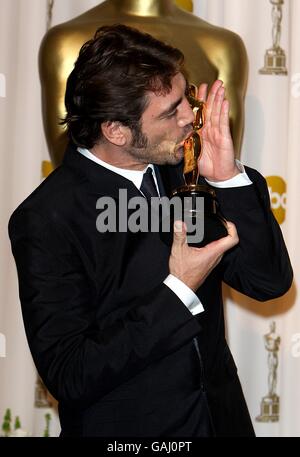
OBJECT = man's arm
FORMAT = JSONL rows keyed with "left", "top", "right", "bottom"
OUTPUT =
{"left": 194, "top": 79, "right": 292, "bottom": 300}
{"left": 9, "top": 208, "right": 201, "bottom": 410}
{"left": 215, "top": 167, "right": 293, "bottom": 300}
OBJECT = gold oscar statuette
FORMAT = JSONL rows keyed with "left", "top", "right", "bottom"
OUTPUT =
{"left": 256, "top": 321, "right": 281, "bottom": 422}
{"left": 171, "top": 84, "right": 228, "bottom": 247}
{"left": 259, "top": 0, "right": 287, "bottom": 75}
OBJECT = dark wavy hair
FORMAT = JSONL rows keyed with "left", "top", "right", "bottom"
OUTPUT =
{"left": 62, "top": 24, "right": 185, "bottom": 149}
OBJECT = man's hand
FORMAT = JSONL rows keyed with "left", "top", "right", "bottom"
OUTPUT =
{"left": 169, "top": 220, "right": 239, "bottom": 292}
{"left": 197, "top": 80, "right": 240, "bottom": 182}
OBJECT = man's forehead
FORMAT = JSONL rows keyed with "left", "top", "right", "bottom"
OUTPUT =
{"left": 150, "top": 72, "right": 186, "bottom": 97}
{"left": 145, "top": 73, "right": 187, "bottom": 110}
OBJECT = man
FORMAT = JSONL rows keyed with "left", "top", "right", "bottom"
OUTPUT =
{"left": 9, "top": 24, "right": 292, "bottom": 437}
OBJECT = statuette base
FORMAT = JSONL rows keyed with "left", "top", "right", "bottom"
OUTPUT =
{"left": 259, "top": 47, "right": 287, "bottom": 75}
{"left": 256, "top": 394, "right": 280, "bottom": 422}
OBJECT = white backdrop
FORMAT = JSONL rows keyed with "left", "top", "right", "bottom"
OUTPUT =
{"left": 0, "top": 0, "right": 299, "bottom": 437}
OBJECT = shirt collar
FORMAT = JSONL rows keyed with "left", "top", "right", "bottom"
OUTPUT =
{"left": 77, "top": 147, "right": 159, "bottom": 194}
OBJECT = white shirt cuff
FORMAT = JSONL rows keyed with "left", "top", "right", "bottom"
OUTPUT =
{"left": 163, "top": 274, "right": 204, "bottom": 316}
{"left": 205, "top": 160, "right": 253, "bottom": 188}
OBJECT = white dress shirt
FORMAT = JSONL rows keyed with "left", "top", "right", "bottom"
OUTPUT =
{"left": 78, "top": 147, "right": 252, "bottom": 316}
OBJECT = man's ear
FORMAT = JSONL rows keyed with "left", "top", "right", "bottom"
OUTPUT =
{"left": 101, "top": 121, "right": 130, "bottom": 146}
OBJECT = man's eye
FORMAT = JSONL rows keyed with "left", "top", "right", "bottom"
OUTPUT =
{"left": 166, "top": 110, "right": 177, "bottom": 118}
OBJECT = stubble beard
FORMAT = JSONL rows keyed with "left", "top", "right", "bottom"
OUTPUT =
{"left": 128, "top": 126, "right": 190, "bottom": 166}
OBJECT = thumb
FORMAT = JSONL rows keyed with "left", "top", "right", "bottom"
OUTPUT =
{"left": 172, "top": 220, "right": 187, "bottom": 248}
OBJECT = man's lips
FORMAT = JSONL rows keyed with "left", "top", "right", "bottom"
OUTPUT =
{"left": 184, "top": 129, "right": 194, "bottom": 141}
{"left": 176, "top": 130, "right": 194, "bottom": 148}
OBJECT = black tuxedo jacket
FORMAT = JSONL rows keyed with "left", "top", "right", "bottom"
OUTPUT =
{"left": 9, "top": 144, "right": 292, "bottom": 437}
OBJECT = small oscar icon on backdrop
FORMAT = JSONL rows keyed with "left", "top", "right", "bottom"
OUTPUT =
{"left": 259, "top": 0, "right": 288, "bottom": 75}
{"left": 171, "top": 84, "right": 227, "bottom": 247}
{"left": 256, "top": 322, "right": 281, "bottom": 422}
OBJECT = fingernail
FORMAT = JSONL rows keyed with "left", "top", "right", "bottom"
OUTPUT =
{"left": 174, "top": 221, "right": 183, "bottom": 232}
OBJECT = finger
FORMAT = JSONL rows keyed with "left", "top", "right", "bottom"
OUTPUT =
{"left": 221, "top": 221, "right": 239, "bottom": 248}
{"left": 205, "top": 80, "right": 223, "bottom": 123}
{"left": 220, "top": 99, "right": 231, "bottom": 137}
{"left": 172, "top": 220, "right": 187, "bottom": 253}
{"left": 211, "top": 86, "right": 225, "bottom": 129}
{"left": 197, "top": 83, "right": 208, "bottom": 102}
{"left": 204, "top": 221, "right": 239, "bottom": 255}
{"left": 225, "top": 221, "right": 239, "bottom": 241}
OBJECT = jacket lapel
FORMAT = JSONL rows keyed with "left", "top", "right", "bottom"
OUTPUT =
{"left": 63, "top": 143, "right": 142, "bottom": 200}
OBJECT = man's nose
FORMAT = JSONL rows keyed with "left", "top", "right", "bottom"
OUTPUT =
{"left": 177, "top": 98, "right": 194, "bottom": 128}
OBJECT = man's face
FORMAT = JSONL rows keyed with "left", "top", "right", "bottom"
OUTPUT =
{"left": 128, "top": 72, "right": 194, "bottom": 166}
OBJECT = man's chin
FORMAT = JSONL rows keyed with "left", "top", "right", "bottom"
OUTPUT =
{"left": 170, "top": 145, "right": 184, "bottom": 164}
{"left": 143, "top": 145, "right": 184, "bottom": 166}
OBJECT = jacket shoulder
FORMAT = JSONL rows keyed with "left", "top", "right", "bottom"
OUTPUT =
{"left": 9, "top": 163, "right": 86, "bottom": 232}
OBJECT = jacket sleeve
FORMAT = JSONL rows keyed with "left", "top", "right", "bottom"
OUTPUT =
{"left": 8, "top": 208, "right": 201, "bottom": 410}
{"left": 214, "top": 166, "right": 293, "bottom": 301}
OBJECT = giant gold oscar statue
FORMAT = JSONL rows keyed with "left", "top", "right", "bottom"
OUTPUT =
{"left": 39, "top": 0, "right": 248, "bottom": 168}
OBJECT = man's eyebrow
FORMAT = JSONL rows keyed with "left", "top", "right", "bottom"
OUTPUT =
{"left": 156, "top": 78, "right": 189, "bottom": 119}
{"left": 156, "top": 97, "right": 183, "bottom": 119}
